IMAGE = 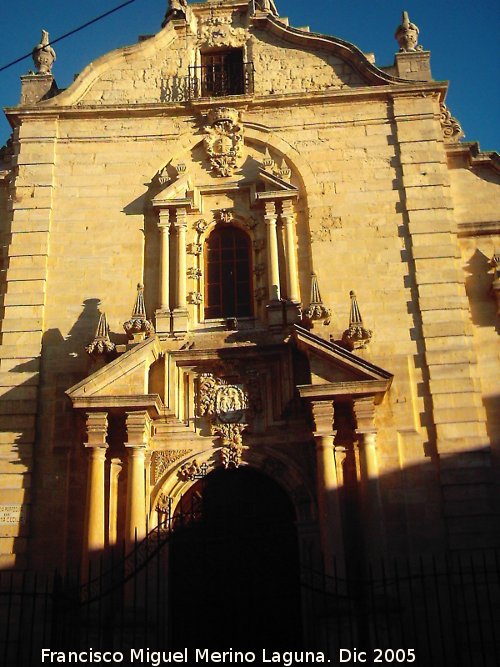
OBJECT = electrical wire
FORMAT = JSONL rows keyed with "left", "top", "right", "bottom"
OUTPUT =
{"left": 0, "top": 0, "right": 141, "bottom": 74}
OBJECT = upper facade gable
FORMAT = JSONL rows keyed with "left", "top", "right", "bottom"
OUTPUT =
{"left": 33, "top": 0, "right": 415, "bottom": 110}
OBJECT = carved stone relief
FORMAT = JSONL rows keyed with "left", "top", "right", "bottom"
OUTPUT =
{"left": 440, "top": 104, "right": 464, "bottom": 143}
{"left": 197, "top": 19, "right": 247, "bottom": 49}
{"left": 153, "top": 449, "right": 193, "bottom": 482}
{"left": 203, "top": 108, "right": 244, "bottom": 177}
{"left": 197, "top": 370, "right": 261, "bottom": 468}
{"left": 178, "top": 459, "right": 210, "bottom": 481}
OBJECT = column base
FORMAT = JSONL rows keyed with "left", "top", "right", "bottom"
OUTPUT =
{"left": 155, "top": 309, "right": 172, "bottom": 337}
{"left": 266, "top": 301, "right": 285, "bottom": 331}
{"left": 172, "top": 308, "right": 189, "bottom": 336}
{"left": 285, "top": 300, "right": 302, "bottom": 325}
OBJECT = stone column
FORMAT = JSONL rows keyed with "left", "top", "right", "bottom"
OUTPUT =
{"left": 158, "top": 210, "right": 171, "bottom": 311}
{"left": 124, "top": 411, "right": 151, "bottom": 547}
{"left": 310, "top": 400, "right": 344, "bottom": 575}
{"left": 353, "top": 397, "right": 384, "bottom": 551}
{"left": 175, "top": 207, "right": 187, "bottom": 310}
{"left": 83, "top": 412, "right": 108, "bottom": 560}
{"left": 264, "top": 200, "right": 281, "bottom": 302}
{"left": 172, "top": 207, "right": 189, "bottom": 334}
{"left": 281, "top": 199, "right": 300, "bottom": 302}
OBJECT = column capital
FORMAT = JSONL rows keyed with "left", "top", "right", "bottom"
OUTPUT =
{"left": 84, "top": 411, "right": 108, "bottom": 448}
{"left": 264, "top": 200, "right": 278, "bottom": 220}
{"left": 157, "top": 208, "right": 171, "bottom": 226}
{"left": 281, "top": 198, "right": 295, "bottom": 218}
{"left": 310, "top": 399, "right": 335, "bottom": 438}
{"left": 172, "top": 206, "right": 188, "bottom": 229}
{"left": 125, "top": 410, "right": 152, "bottom": 448}
{"left": 352, "top": 396, "right": 376, "bottom": 434}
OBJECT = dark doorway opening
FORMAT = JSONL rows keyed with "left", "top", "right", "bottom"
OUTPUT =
{"left": 169, "top": 467, "right": 303, "bottom": 650}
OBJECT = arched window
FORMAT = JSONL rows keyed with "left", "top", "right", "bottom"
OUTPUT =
{"left": 205, "top": 226, "right": 252, "bottom": 320}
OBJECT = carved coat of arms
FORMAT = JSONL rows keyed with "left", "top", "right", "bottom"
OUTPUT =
{"left": 198, "top": 372, "right": 256, "bottom": 468}
{"left": 203, "top": 108, "right": 243, "bottom": 177}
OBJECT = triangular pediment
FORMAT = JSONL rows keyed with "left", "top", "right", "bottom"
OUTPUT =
{"left": 258, "top": 167, "right": 299, "bottom": 194}
{"left": 151, "top": 173, "right": 195, "bottom": 209}
{"left": 292, "top": 325, "right": 392, "bottom": 401}
{"left": 66, "top": 336, "right": 163, "bottom": 414}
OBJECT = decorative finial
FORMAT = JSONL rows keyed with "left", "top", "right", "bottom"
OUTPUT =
{"left": 302, "top": 273, "right": 331, "bottom": 327}
{"left": 262, "top": 148, "right": 275, "bottom": 171}
{"left": 162, "top": 0, "right": 188, "bottom": 27}
{"left": 253, "top": 0, "right": 279, "bottom": 17}
{"left": 395, "top": 11, "right": 422, "bottom": 52}
{"left": 32, "top": 29, "right": 56, "bottom": 75}
{"left": 342, "top": 291, "right": 372, "bottom": 350}
{"left": 85, "top": 312, "right": 116, "bottom": 357}
{"left": 123, "top": 283, "right": 155, "bottom": 341}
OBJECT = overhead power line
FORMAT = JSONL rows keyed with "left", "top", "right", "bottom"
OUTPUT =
{"left": 0, "top": 0, "right": 140, "bottom": 74}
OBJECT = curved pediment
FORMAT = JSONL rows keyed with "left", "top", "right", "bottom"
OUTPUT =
{"left": 36, "top": 1, "right": 415, "bottom": 110}
{"left": 252, "top": 13, "right": 413, "bottom": 87}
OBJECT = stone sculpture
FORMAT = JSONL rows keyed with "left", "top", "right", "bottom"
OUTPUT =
{"left": 32, "top": 30, "right": 56, "bottom": 75}
{"left": 395, "top": 11, "right": 421, "bottom": 52}
{"left": 162, "top": 0, "right": 188, "bottom": 27}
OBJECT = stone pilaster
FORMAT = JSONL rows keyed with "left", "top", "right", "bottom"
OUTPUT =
{"left": 0, "top": 120, "right": 57, "bottom": 567}
{"left": 392, "top": 94, "right": 494, "bottom": 550}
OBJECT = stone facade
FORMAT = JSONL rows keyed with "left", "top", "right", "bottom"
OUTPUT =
{"left": 0, "top": 0, "right": 498, "bottom": 580}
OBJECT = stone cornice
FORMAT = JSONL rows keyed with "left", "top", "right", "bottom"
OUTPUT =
{"left": 446, "top": 141, "right": 500, "bottom": 173}
{"left": 70, "top": 394, "right": 163, "bottom": 417}
{"left": 5, "top": 81, "right": 449, "bottom": 128}
{"left": 297, "top": 380, "right": 390, "bottom": 400}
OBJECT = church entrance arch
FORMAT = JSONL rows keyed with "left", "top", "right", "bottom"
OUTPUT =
{"left": 169, "top": 466, "right": 303, "bottom": 650}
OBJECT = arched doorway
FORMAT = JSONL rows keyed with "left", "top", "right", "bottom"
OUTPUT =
{"left": 169, "top": 467, "right": 302, "bottom": 649}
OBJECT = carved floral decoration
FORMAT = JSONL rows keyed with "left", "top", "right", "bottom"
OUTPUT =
{"left": 178, "top": 459, "right": 210, "bottom": 481}
{"left": 153, "top": 449, "right": 193, "bottom": 482}
{"left": 203, "top": 108, "right": 243, "bottom": 177}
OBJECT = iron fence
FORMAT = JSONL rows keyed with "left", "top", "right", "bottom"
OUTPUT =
{"left": 1, "top": 523, "right": 499, "bottom": 666}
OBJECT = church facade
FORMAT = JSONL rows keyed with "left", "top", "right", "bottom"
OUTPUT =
{"left": 0, "top": 0, "right": 499, "bottom": 630}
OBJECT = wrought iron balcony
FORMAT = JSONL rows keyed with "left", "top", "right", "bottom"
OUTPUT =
{"left": 188, "top": 62, "right": 255, "bottom": 100}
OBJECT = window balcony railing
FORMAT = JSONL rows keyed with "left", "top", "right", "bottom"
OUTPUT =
{"left": 187, "top": 62, "right": 255, "bottom": 100}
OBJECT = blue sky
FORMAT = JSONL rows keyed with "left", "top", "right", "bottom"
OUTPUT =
{"left": 1, "top": 0, "right": 499, "bottom": 150}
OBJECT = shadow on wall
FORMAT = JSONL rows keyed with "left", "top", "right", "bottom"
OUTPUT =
{"left": 0, "top": 298, "right": 130, "bottom": 570}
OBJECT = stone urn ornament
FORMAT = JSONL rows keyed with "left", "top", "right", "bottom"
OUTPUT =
{"left": 32, "top": 29, "right": 56, "bottom": 74}
{"left": 395, "top": 11, "right": 422, "bottom": 52}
